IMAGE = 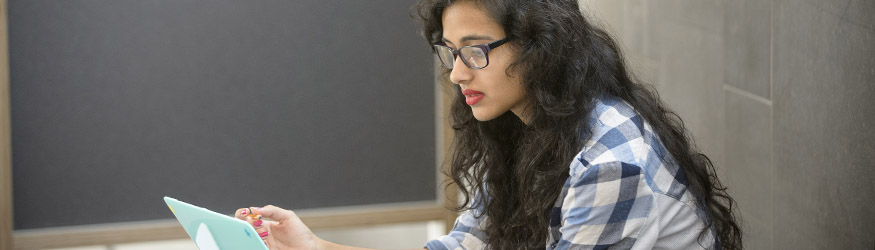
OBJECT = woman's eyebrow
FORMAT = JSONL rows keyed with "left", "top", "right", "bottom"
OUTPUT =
{"left": 442, "top": 34, "right": 496, "bottom": 45}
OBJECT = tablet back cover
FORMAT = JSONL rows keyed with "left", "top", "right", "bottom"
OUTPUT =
{"left": 164, "top": 197, "right": 268, "bottom": 250}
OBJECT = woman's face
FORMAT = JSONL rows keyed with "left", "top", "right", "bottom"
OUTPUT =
{"left": 442, "top": 2, "right": 530, "bottom": 124}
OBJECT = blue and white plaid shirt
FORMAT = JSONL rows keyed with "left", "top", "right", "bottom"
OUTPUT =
{"left": 426, "top": 96, "right": 715, "bottom": 250}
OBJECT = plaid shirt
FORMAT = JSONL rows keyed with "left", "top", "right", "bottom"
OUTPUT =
{"left": 426, "top": 96, "right": 715, "bottom": 250}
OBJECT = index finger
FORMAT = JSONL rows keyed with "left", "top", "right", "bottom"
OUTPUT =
{"left": 252, "top": 205, "right": 293, "bottom": 222}
{"left": 234, "top": 208, "right": 253, "bottom": 220}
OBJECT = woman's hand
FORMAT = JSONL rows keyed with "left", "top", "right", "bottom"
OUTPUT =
{"left": 236, "top": 205, "right": 324, "bottom": 250}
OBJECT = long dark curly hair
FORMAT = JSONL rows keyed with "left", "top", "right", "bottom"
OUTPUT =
{"left": 413, "top": 0, "right": 742, "bottom": 249}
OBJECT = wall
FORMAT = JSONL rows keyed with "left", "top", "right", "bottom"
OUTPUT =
{"left": 581, "top": 0, "right": 874, "bottom": 249}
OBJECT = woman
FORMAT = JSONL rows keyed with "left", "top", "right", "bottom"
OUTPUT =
{"left": 237, "top": 0, "right": 742, "bottom": 249}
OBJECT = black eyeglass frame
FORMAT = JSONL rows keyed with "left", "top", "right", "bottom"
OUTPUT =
{"left": 433, "top": 37, "right": 510, "bottom": 69}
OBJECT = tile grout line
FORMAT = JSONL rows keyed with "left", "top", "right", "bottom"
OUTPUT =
{"left": 722, "top": 84, "right": 772, "bottom": 107}
{"left": 769, "top": 0, "right": 775, "bottom": 249}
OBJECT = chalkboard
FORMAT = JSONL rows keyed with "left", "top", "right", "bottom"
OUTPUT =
{"left": 10, "top": 0, "right": 436, "bottom": 230}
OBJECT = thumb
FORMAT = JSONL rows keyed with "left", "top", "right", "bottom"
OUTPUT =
{"left": 253, "top": 205, "right": 295, "bottom": 222}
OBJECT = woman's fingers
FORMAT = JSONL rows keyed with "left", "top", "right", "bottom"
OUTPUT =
{"left": 252, "top": 219, "right": 271, "bottom": 247}
{"left": 234, "top": 208, "right": 257, "bottom": 220}
{"left": 235, "top": 208, "right": 245, "bottom": 220}
{"left": 254, "top": 221, "right": 269, "bottom": 235}
{"left": 235, "top": 207, "right": 265, "bottom": 230}
{"left": 235, "top": 205, "right": 318, "bottom": 249}
{"left": 252, "top": 205, "right": 294, "bottom": 223}
{"left": 238, "top": 207, "right": 273, "bottom": 245}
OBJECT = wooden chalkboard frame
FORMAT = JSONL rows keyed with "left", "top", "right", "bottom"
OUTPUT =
{"left": 11, "top": 201, "right": 451, "bottom": 249}
{"left": 2, "top": 0, "right": 15, "bottom": 249}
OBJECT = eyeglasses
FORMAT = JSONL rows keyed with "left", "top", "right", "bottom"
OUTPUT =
{"left": 433, "top": 37, "right": 510, "bottom": 69}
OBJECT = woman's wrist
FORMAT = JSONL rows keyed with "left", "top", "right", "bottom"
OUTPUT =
{"left": 314, "top": 238, "right": 375, "bottom": 250}
{"left": 314, "top": 236, "right": 331, "bottom": 250}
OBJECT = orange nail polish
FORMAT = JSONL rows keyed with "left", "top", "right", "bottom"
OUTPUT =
{"left": 246, "top": 208, "right": 258, "bottom": 219}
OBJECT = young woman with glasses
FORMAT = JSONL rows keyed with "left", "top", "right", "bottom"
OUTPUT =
{"left": 236, "top": 0, "right": 742, "bottom": 249}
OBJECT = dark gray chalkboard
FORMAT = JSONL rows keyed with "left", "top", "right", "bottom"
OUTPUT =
{"left": 10, "top": 0, "right": 435, "bottom": 230}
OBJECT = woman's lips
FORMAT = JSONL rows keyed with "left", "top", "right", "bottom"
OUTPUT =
{"left": 462, "top": 89, "right": 484, "bottom": 105}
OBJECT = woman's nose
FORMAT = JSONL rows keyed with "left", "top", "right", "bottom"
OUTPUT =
{"left": 449, "top": 57, "right": 472, "bottom": 84}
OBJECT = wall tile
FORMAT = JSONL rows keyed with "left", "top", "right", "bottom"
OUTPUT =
{"left": 643, "top": 1, "right": 726, "bottom": 167}
{"left": 579, "top": 0, "right": 624, "bottom": 35}
{"left": 584, "top": 1, "right": 874, "bottom": 249}
{"left": 722, "top": 91, "right": 772, "bottom": 250}
{"left": 619, "top": 0, "right": 651, "bottom": 59}
{"left": 846, "top": 0, "right": 875, "bottom": 30}
{"left": 743, "top": 215, "right": 772, "bottom": 250}
{"left": 617, "top": 0, "right": 661, "bottom": 83}
{"left": 723, "top": 0, "right": 772, "bottom": 98}
{"left": 772, "top": 0, "right": 875, "bottom": 249}
{"left": 648, "top": 0, "right": 724, "bottom": 34}
{"left": 651, "top": 20, "right": 726, "bottom": 166}
{"left": 803, "top": 0, "right": 873, "bottom": 30}
{"left": 801, "top": 0, "right": 850, "bottom": 16}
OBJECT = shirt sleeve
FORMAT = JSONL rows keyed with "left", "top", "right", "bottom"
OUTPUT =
{"left": 555, "top": 161, "right": 655, "bottom": 249}
{"left": 425, "top": 207, "right": 488, "bottom": 250}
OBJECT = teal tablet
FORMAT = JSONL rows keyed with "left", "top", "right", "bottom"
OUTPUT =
{"left": 164, "top": 197, "right": 269, "bottom": 250}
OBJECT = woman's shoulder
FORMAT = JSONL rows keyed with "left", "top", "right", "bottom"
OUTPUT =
{"left": 569, "top": 96, "right": 688, "bottom": 199}
{"left": 577, "top": 95, "right": 655, "bottom": 166}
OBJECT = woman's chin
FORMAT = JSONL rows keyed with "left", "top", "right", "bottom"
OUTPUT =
{"left": 471, "top": 109, "right": 501, "bottom": 122}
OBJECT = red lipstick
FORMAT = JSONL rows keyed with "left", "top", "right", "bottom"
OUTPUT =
{"left": 462, "top": 89, "right": 485, "bottom": 105}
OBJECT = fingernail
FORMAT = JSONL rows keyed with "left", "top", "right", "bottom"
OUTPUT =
{"left": 259, "top": 231, "right": 269, "bottom": 238}
{"left": 254, "top": 220, "right": 263, "bottom": 227}
{"left": 240, "top": 209, "right": 248, "bottom": 215}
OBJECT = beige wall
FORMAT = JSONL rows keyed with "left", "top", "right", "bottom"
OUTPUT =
{"left": 581, "top": 0, "right": 874, "bottom": 249}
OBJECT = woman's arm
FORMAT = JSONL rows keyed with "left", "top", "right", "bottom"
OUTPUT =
{"left": 236, "top": 205, "right": 426, "bottom": 250}
{"left": 319, "top": 241, "right": 425, "bottom": 250}
{"left": 555, "top": 161, "right": 656, "bottom": 249}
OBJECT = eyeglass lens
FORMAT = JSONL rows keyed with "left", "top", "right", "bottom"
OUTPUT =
{"left": 435, "top": 46, "right": 488, "bottom": 69}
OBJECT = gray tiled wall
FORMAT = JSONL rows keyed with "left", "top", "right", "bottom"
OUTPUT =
{"left": 723, "top": 89, "right": 772, "bottom": 250}
{"left": 724, "top": 0, "right": 771, "bottom": 98}
{"left": 582, "top": 0, "right": 874, "bottom": 249}
{"left": 772, "top": 1, "right": 875, "bottom": 249}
